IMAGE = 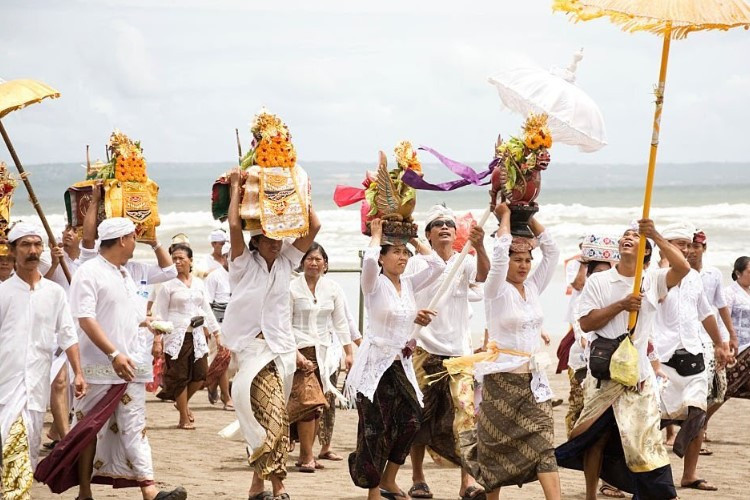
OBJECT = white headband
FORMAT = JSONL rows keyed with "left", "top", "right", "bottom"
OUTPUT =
{"left": 98, "top": 217, "right": 136, "bottom": 241}
{"left": 425, "top": 204, "right": 456, "bottom": 227}
{"left": 661, "top": 221, "right": 696, "bottom": 241}
{"left": 7, "top": 222, "right": 44, "bottom": 243}
{"left": 209, "top": 229, "right": 227, "bottom": 243}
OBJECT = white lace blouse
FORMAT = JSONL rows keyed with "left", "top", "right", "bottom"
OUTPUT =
{"left": 344, "top": 246, "right": 445, "bottom": 404}
{"left": 154, "top": 277, "right": 220, "bottom": 361}
{"left": 290, "top": 275, "right": 350, "bottom": 349}
{"left": 476, "top": 231, "right": 560, "bottom": 402}
{"left": 725, "top": 282, "right": 750, "bottom": 353}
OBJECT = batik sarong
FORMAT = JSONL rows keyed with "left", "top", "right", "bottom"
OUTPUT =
{"left": 73, "top": 383, "right": 155, "bottom": 488}
{"left": 556, "top": 377, "right": 676, "bottom": 499}
{"left": 465, "top": 372, "right": 556, "bottom": 491}
{"left": 348, "top": 362, "right": 422, "bottom": 489}
{"left": 565, "top": 367, "right": 586, "bottom": 438}
{"left": 317, "top": 370, "right": 339, "bottom": 447}
{"left": 248, "top": 362, "right": 289, "bottom": 480}
{"left": 411, "top": 348, "right": 462, "bottom": 467}
{"left": 1, "top": 384, "right": 45, "bottom": 500}
{"left": 726, "top": 347, "right": 750, "bottom": 399}
{"left": 157, "top": 332, "right": 208, "bottom": 401}
{"left": 288, "top": 347, "right": 327, "bottom": 442}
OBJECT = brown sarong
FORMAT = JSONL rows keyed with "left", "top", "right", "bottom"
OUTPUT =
{"left": 287, "top": 347, "right": 327, "bottom": 425}
{"left": 317, "top": 370, "right": 339, "bottom": 447}
{"left": 156, "top": 332, "right": 208, "bottom": 401}
{"left": 726, "top": 347, "right": 750, "bottom": 400}
{"left": 466, "top": 372, "right": 556, "bottom": 491}
{"left": 565, "top": 367, "right": 586, "bottom": 438}
{"left": 249, "top": 362, "right": 289, "bottom": 480}
{"left": 412, "top": 348, "right": 462, "bottom": 467}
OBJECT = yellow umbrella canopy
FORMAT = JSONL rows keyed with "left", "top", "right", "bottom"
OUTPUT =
{"left": 0, "top": 78, "right": 70, "bottom": 281}
{"left": 554, "top": 0, "right": 750, "bottom": 38}
{"left": 0, "top": 78, "right": 60, "bottom": 119}
{"left": 553, "top": 0, "right": 750, "bottom": 328}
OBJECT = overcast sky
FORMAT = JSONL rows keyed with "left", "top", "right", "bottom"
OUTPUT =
{"left": 2, "top": 0, "right": 749, "bottom": 165}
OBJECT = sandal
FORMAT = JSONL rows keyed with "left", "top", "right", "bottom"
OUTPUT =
{"left": 223, "top": 402, "right": 235, "bottom": 411}
{"left": 681, "top": 479, "right": 718, "bottom": 491}
{"left": 43, "top": 439, "right": 59, "bottom": 450}
{"left": 317, "top": 450, "right": 343, "bottom": 461}
{"left": 699, "top": 447, "right": 713, "bottom": 456}
{"left": 177, "top": 423, "right": 196, "bottom": 430}
{"left": 296, "top": 460, "right": 317, "bottom": 473}
{"left": 248, "top": 492, "right": 273, "bottom": 500}
{"left": 295, "top": 460, "right": 324, "bottom": 470}
{"left": 599, "top": 484, "right": 626, "bottom": 498}
{"left": 460, "top": 485, "right": 486, "bottom": 499}
{"left": 409, "top": 482, "right": 433, "bottom": 499}
{"left": 380, "top": 489, "right": 408, "bottom": 500}
{"left": 274, "top": 494, "right": 290, "bottom": 500}
{"left": 173, "top": 404, "right": 195, "bottom": 422}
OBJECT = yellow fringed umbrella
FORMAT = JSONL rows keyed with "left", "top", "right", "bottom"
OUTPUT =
{"left": 552, "top": 0, "right": 750, "bottom": 328}
{"left": 0, "top": 78, "right": 71, "bottom": 281}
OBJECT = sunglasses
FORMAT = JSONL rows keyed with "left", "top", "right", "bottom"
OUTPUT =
{"left": 428, "top": 219, "right": 456, "bottom": 230}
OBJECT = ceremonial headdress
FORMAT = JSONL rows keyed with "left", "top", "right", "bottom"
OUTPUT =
{"left": 98, "top": 217, "right": 136, "bottom": 241}
{"left": 7, "top": 222, "right": 44, "bottom": 243}
{"left": 209, "top": 229, "right": 227, "bottom": 243}
{"left": 510, "top": 236, "right": 538, "bottom": 253}
{"left": 693, "top": 229, "right": 707, "bottom": 245}
{"left": 661, "top": 221, "right": 696, "bottom": 241}
{"left": 171, "top": 233, "right": 190, "bottom": 246}
{"left": 425, "top": 204, "right": 456, "bottom": 227}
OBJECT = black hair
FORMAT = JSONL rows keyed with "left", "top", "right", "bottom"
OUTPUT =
{"left": 298, "top": 242, "right": 329, "bottom": 273}
{"left": 170, "top": 244, "right": 193, "bottom": 259}
{"left": 248, "top": 235, "right": 260, "bottom": 252}
{"left": 732, "top": 256, "right": 750, "bottom": 281}
{"left": 643, "top": 238, "right": 653, "bottom": 265}
{"left": 586, "top": 260, "right": 611, "bottom": 277}
{"left": 99, "top": 238, "right": 119, "bottom": 249}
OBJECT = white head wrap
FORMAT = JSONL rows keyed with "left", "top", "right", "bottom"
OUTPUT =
{"left": 209, "top": 229, "right": 227, "bottom": 243}
{"left": 221, "top": 242, "right": 230, "bottom": 255}
{"left": 425, "top": 204, "right": 456, "bottom": 227}
{"left": 661, "top": 221, "right": 696, "bottom": 241}
{"left": 7, "top": 222, "right": 44, "bottom": 243}
{"left": 98, "top": 218, "right": 136, "bottom": 241}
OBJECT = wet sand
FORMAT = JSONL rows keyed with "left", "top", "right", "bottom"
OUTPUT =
{"left": 31, "top": 369, "right": 750, "bottom": 499}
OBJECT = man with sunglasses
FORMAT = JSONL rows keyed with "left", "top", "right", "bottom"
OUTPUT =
{"left": 406, "top": 205, "right": 489, "bottom": 500}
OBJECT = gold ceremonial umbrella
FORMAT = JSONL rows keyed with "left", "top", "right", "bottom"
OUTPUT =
{"left": 0, "top": 78, "right": 71, "bottom": 281}
{"left": 552, "top": 0, "right": 750, "bottom": 328}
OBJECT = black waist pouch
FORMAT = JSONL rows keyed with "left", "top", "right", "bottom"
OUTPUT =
{"left": 589, "top": 333, "right": 628, "bottom": 384}
{"left": 665, "top": 348, "right": 705, "bottom": 376}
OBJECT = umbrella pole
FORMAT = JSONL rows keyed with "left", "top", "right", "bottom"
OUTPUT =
{"left": 629, "top": 26, "right": 672, "bottom": 329}
{"left": 0, "top": 119, "right": 72, "bottom": 283}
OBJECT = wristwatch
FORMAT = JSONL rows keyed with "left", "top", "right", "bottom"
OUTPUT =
{"left": 107, "top": 350, "right": 120, "bottom": 363}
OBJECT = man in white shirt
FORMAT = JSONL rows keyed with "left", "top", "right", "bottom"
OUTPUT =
{"left": 688, "top": 230, "right": 737, "bottom": 412}
{"left": 198, "top": 228, "right": 228, "bottom": 277}
{"left": 406, "top": 204, "right": 489, "bottom": 500}
{"left": 204, "top": 242, "right": 233, "bottom": 408}
{"left": 221, "top": 168, "right": 320, "bottom": 500}
{"left": 652, "top": 222, "right": 729, "bottom": 492}
{"left": 556, "top": 219, "right": 689, "bottom": 500}
{"left": 61, "top": 218, "right": 185, "bottom": 500}
{"left": 0, "top": 223, "right": 86, "bottom": 499}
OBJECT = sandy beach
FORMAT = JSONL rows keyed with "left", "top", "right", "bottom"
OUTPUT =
{"left": 31, "top": 366, "right": 750, "bottom": 500}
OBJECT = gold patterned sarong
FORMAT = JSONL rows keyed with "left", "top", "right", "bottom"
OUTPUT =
{"left": 572, "top": 376, "right": 669, "bottom": 473}
{"left": 1, "top": 415, "right": 33, "bottom": 500}
{"left": 249, "top": 362, "right": 289, "bottom": 480}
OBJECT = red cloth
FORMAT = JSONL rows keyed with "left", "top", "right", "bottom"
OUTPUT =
{"left": 146, "top": 356, "right": 164, "bottom": 393}
{"left": 332, "top": 185, "right": 365, "bottom": 207}
{"left": 556, "top": 327, "right": 575, "bottom": 374}
{"left": 205, "top": 347, "right": 231, "bottom": 388}
{"left": 452, "top": 212, "right": 477, "bottom": 255}
{"left": 34, "top": 384, "right": 129, "bottom": 493}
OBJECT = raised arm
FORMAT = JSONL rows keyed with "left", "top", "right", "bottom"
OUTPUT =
{"left": 470, "top": 224, "right": 490, "bottom": 283}
{"left": 292, "top": 206, "right": 321, "bottom": 253}
{"left": 227, "top": 168, "right": 246, "bottom": 261}
{"left": 639, "top": 219, "right": 689, "bottom": 290}
{"left": 361, "top": 219, "right": 384, "bottom": 295}
{"left": 483, "top": 203, "right": 512, "bottom": 300}
{"left": 527, "top": 216, "right": 561, "bottom": 294}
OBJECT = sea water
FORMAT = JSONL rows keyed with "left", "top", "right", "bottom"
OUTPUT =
{"left": 11, "top": 160, "right": 749, "bottom": 344}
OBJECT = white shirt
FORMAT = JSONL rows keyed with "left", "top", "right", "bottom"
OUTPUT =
{"left": 0, "top": 275, "right": 78, "bottom": 411}
{"left": 564, "top": 258, "right": 583, "bottom": 324}
{"left": 345, "top": 246, "right": 444, "bottom": 402}
{"left": 199, "top": 254, "right": 223, "bottom": 276}
{"left": 477, "top": 232, "right": 559, "bottom": 401}
{"left": 700, "top": 266, "right": 729, "bottom": 342}
{"left": 69, "top": 255, "right": 175, "bottom": 384}
{"left": 578, "top": 266, "right": 670, "bottom": 383}
{"left": 653, "top": 268, "right": 714, "bottom": 362}
{"left": 223, "top": 242, "right": 304, "bottom": 355}
{"left": 290, "top": 275, "right": 350, "bottom": 349}
{"left": 406, "top": 252, "right": 477, "bottom": 357}
{"left": 567, "top": 294, "right": 587, "bottom": 371}
{"left": 725, "top": 282, "right": 750, "bottom": 353}
{"left": 154, "top": 277, "right": 219, "bottom": 361}
{"left": 204, "top": 265, "right": 231, "bottom": 304}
